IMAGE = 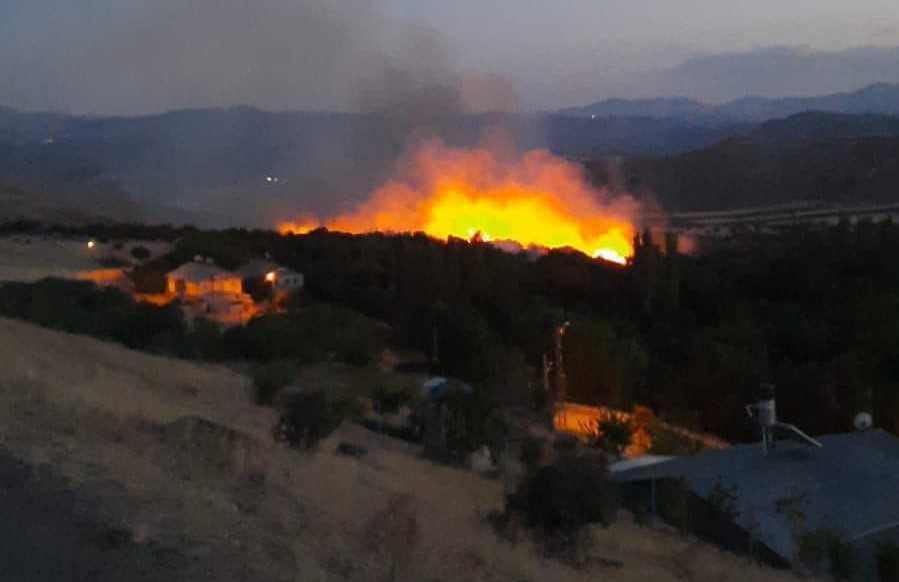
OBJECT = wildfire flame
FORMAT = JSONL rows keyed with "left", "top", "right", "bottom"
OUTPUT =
{"left": 279, "top": 140, "right": 639, "bottom": 264}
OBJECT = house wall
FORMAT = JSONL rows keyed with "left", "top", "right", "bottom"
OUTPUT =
{"left": 213, "top": 278, "right": 242, "bottom": 295}
{"left": 167, "top": 277, "right": 241, "bottom": 297}
{"left": 275, "top": 273, "right": 304, "bottom": 291}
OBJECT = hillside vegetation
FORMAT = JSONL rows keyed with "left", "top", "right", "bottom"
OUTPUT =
{"left": 0, "top": 316, "right": 795, "bottom": 581}
{"left": 591, "top": 132, "right": 899, "bottom": 211}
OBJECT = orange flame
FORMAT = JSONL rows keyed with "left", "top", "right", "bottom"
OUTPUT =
{"left": 279, "top": 140, "right": 639, "bottom": 264}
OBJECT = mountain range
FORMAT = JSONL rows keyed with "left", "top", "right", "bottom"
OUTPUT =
{"left": 6, "top": 83, "right": 899, "bottom": 225}
{"left": 559, "top": 82, "right": 899, "bottom": 122}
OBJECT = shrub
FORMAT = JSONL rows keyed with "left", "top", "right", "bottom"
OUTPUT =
{"left": 656, "top": 477, "right": 689, "bottom": 531}
{"left": 336, "top": 442, "right": 367, "bottom": 457}
{"left": 250, "top": 361, "right": 296, "bottom": 406}
{"left": 130, "top": 259, "right": 170, "bottom": 294}
{"left": 647, "top": 424, "right": 703, "bottom": 456}
{"left": 504, "top": 454, "right": 616, "bottom": 561}
{"left": 273, "top": 390, "right": 344, "bottom": 449}
{"left": 424, "top": 386, "right": 507, "bottom": 459}
{"left": 0, "top": 278, "right": 186, "bottom": 351}
{"left": 519, "top": 435, "right": 544, "bottom": 468}
{"left": 130, "top": 245, "right": 151, "bottom": 260}
{"left": 877, "top": 542, "right": 899, "bottom": 582}
{"left": 586, "top": 413, "right": 634, "bottom": 459}
{"left": 824, "top": 532, "right": 858, "bottom": 581}
{"left": 373, "top": 386, "right": 408, "bottom": 414}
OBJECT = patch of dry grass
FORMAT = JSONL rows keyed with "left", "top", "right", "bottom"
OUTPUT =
{"left": 0, "top": 317, "right": 801, "bottom": 581}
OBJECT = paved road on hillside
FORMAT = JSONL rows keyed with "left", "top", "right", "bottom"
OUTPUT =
{"left": 0, "top": 452, "right": 189, "bottom": 582}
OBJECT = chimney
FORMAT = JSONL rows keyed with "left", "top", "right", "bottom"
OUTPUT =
{"left": 746, "top": 383, "right": 822, "bottom": 454}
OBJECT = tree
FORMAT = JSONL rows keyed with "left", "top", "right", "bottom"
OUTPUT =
{"left": 272, "top": 390, "right": 343, "bottom": 449}
{"left": 877, "top": 542, "right": 899, "bottom": 582}
{"left": 586, "top": 413, "right": 633, "bottom": 459}
{"left": 130, "top": 245, "right": 151, "bottom": 260}
{"left": 505, "top": 454, "right": 617, "bottom": 562}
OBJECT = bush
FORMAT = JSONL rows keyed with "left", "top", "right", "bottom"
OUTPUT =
{"left": 336, "top": 442, "right": 367, "bottom": 457}
{"left": 824, "top": 532, "right": 858, "bottom": 581}
{"left": 422, "top": 386, "right": 507, "bottom": 460}
{"left": 0, "top": 278, "right": 186, "bottom": 351}
{"left": 586, "top": 413, "right": 634, "bottom": 459}
{"left": 877, "top": 542, "right": 899, "bottom": 582}
{"left": 251, "top": 361, "right": 297, "bottom": 406}
{"left": 504, "top": 454, "right": 617, "bottom": 561}
{"left": 656, "top": 477, "right": 688, "bottom": 531}
{"left": 130, "top": 259, "right": 170, "bottom": 294}
{"left": 519, "top": 435, "right": 544, "bottom": 468}
{"left": 130, "top": 245, "right": 151, "bottom": 260}
{"left": 273, "top": 390, "right": 344, "bottom": 449}
{"left": 373, "top": 386, "right": 408, "bottom": 414}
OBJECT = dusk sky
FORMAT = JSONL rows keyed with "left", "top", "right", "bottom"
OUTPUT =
{"left": 4, "top": 0, "right": 899, "bottom": 114}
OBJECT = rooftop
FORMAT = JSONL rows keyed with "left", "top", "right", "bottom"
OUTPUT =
{"left": 167, "top": 262, "right": 238, "bottom": 282}
{"left": 615, "top": 429, "right": 899, "bottom": 561}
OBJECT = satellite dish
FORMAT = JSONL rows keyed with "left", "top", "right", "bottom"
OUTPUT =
{"left": 854, "top": 412, "right": 873, "bottom": 431}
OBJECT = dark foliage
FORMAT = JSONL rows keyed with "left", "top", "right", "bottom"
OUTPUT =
{"left": 586, "top": 414, "right": 634, "bottom": 459}
{"left": 336, "top": 442, "right": 367, "bottom": 458}
{"left": 0, "top": 278, "right": 186, "bottom": 351}
{"left": 129, "top": 245, "right": 151, "bottom": 260}
{"left": 877, "top": 542, "right": 899, "bottom": 582}
{"left": 504, "top": 454, "right": 617, "bottom": 560}
{"left": 8, "top": 217, "right": 899, "bottom": 446}
{"left": 273, "top": 390, "right": 343, "bottom": 449}
{"left": 250, "top": 360, "right": 297, "bottom": 406}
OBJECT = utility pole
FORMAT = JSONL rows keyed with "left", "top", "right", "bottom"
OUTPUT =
{"left": 555, "top": 321, "right": 570, "bottom": 405}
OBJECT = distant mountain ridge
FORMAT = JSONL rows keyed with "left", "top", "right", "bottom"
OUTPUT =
{"left": 561, "top": 82, "right": 899, "bottom": 122}
{"left": 6, "top": 84, "right": 899, "bottom": 225}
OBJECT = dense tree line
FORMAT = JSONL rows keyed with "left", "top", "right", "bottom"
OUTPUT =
{"left": 7, "top": 217, "right": 899, "bottom": 442}
{"left": 259, "top": 222, "right": 899, "bottom": 441}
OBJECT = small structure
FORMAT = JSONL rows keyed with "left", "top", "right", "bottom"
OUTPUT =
{"left": 166, "top": 260, "right": 242, "bottom": 298}
{"left": 267, "top": 267, "right": 304, "bottom": 293}
{"left": 235, "top": 258, "right": 279, "bottom": 281}
{"left": 616, "top": 390, "right": 899, "bottom": 575}
{"left": 236, "top": 259, "right": 303, "bottom": 299}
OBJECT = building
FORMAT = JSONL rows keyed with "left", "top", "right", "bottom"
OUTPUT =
{"left": 235, "top": 259, "right": 304, "bottom": 295}
{"left": 166, "top": 260, "right": 242, "bottom": 298}
{"left": 268, "top": 267, "right": 304, "bottom": 293}
{"left": 234, "top": 258, "right": 279, "bottom": 281}
{"left": 615, "top": 428, "right": 899, "bottom": 575}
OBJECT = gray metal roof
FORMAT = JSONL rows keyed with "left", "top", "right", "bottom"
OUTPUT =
{"left": 615, "top": 429, "right": 899, "bottom": 561}
{"left": 167, "top": 262, "right": 238, "bottom": 282}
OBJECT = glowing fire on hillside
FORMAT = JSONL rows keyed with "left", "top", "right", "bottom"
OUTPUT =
{"left": 279, "top": 140, "right": 640, "bottom": 264}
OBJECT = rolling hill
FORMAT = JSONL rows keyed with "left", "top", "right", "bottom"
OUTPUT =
{"left": 589, "top": 131, "right": 899, "bottom": 212}
{"left": 562, "top": 82, "right": 899, "bottom": 122}
{"left": 0, "top": 316, "right": 796, "bottom": 581}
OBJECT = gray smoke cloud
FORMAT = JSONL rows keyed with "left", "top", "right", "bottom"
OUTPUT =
{"left": 2, "top": 0, "right": 519, "bottom": 117}
{"left": 3, "top": 0, "right": 389, "bottom": 115}
{"left": 1, "top": 0, "right": 524, "bottom": 228}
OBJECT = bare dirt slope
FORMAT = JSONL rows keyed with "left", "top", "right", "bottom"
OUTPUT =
{"left": 0, "top": 316, "right": 799, "bottom": 581}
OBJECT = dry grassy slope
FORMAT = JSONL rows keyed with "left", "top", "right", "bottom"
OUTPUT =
{"left": 0, "top": 317, "right": 799, "bottom": 582}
